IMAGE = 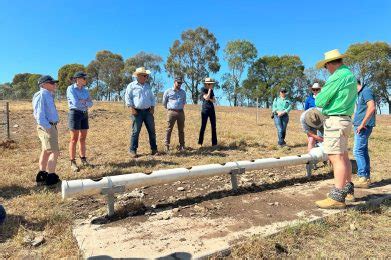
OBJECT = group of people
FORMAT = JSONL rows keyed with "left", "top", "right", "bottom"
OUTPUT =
{"left": 31, "top": 49, "right": 376, "bottom": 210}
{"left": 32, "top": 71, "right": 93, "bottom": 186}
{"left": 300, "top": 49, "right": 375, "bottom": 209}
{"left": 31, "top": 67, "right": 219, "bottom": 186}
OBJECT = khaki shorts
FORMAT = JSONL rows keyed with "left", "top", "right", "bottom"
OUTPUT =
{"left": 323, "top": 116, "right": 352, "bottom": 154}
{"left": 37, "top": 125, "right": 59, "bottom": 152}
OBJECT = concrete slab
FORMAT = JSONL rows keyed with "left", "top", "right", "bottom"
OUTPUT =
{"left": 73, "top": 179, "right": 391, "bottom": 259}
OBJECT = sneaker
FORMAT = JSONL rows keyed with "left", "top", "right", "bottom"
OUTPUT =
{"left": 129, "top": 150, "right": 137, "bottom": 158}
{"left": 165, "top": 145, "right": 170, "bottom": 152}
{"left": 345, "top": 193, "right": 355, "bottom": 202}
{"left": 151, "top": 149, "right": 158, "bottom": 155}
{"left": 178, "top": 146, "right": 185, "bottom": 151}
{"left": 70, "top": 159, "right": 80, "bottom": 172}
{"left": 80, "top": 157, "right": 92, "bottom": 167}
{"left": 45, "top": 173, "right": 60, "bottom": 186}
{"left": 315, "top": 197, "right": 346, "bottom": 209}
{"left": 36, "top": 171, "right": 48, "bottom": 185}
{"left": 354, "top": 177, "right": 371, "bottom": 189}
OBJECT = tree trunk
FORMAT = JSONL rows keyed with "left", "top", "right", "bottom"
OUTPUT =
{"left": 192, "top": 88, "right": 199, "bottom": 104}
{"left": 388, "top": 101, "right": 391, "bottom": 114}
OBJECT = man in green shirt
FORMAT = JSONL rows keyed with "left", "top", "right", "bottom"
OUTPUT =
{"left": 272, "top": 88, "right": 292, "bottom": 147}
{"left": 315, "top": 49, "right": 357, "bottom": 209}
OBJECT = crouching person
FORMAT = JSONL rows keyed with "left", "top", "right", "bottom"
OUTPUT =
{"left": 300, "top": 107, "right": 325, "bottom": 152}
{"left": 32, "top": 75, "right": 61, "bottom": 186}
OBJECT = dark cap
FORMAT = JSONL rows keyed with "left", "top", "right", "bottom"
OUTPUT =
{"left": 280, "top": 88, "right": 287, "bottom": 92}
{"left": 73, "top": 71, "right": 87, "bottom": 79}
{"left": 38, "top": 75, "right": 58, "bottom": 85}
{"left": 174, "top": 77, "right": 183, "bottom": 83}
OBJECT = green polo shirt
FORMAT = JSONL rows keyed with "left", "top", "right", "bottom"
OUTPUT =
{"left": 272, "top": 97, "right": 292, "bottom": 113}
{"left": 315, "top": 65, "right": 357, "bottom": 116}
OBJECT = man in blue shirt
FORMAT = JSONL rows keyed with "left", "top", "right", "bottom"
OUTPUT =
{"left": 353, "top": 80, "right": 376, "bottom": 188}
{"left": 32, "top": 75, "right": 61, "bottom": 186}
{"left": 163, "top": 77, "right": 187, "bottom": 152}
{"left": 66, "top": 71, "right": 93, "bottom": 172}
{"left": 125, "top": 67, "right": 157, "bottom": 157}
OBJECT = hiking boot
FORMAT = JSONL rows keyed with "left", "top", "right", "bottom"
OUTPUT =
{"left": 315, "top": 197, "right": 346, "bottom": 209}
{"left": 70, "top": 159, "right": 80, "bottom": 172}
{"left": 80, "top": 157, "right": 92, "bottom": 167}
{"left": 129, "top": 150, "right": 137, "bottom": 158}
{"left": 36, "top": 170, "right": 48, "bottom": 185}
{"left": 151, "top": 149, "right": 158, "bottom": 155}
{"left": 178, "top": 145, "right": 185, "bottom": 151}
{"left": 45, "top": 173, "right": 60, "bottom": 186}
{"left": 354, "top": 177, "right": 371, "bottom": 188}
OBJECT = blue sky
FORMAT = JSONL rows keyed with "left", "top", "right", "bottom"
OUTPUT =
{"left": 0, "top": 0, "right": 390, "bottom": 90}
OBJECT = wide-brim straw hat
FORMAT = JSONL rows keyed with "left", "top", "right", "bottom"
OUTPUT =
{"left": 133, "top": 67, "right": 151, "bottom": 76}
{"left": 316, "top": 49, "right": 347, "bottom": 69}
{"left": 204, "top": 77, "right": 215, "bottom": 84}
{"left": 304, "top": 108, "right": 325, "bottom": 129}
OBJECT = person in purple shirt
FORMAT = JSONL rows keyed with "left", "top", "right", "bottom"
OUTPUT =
{"left": 32, "top": 75, "right": 61, "bottom": 186}
{"left": 66, "top": 71, "right": 93, "bottom": 172}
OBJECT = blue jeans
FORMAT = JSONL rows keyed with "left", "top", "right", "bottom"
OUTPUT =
{"left": 274, "top": 114, "right": 289, "bottom": 145}
{"left": 130, "top": 109, "right": 157, "bottom": 152}
{"left": 353, "top": 126, "right": 373, "bottom": 178}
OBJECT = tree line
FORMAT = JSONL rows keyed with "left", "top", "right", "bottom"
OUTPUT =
{"left": 0, "top": 27, "right": 390, "bottom": 113}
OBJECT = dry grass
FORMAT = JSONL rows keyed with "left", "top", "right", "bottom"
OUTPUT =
{"left": 0, "top": 101, "right": 390, "bottom": 258}
{"left": 229, "top": 199, "right": 391, "bottom": 259}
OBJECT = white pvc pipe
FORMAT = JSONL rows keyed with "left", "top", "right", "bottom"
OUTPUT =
{"left": 62, "top": 147, "right": 328, "bottom": 199}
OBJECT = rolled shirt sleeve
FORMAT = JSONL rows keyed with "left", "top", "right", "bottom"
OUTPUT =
{"left": 125, "top": 83, "right": 134, "bottom": 107}
{"left": 284, "top": 100, "right": 292, "bottom": 113}
{"left": 150, "top": 89, "right": 156, "bottom": 107}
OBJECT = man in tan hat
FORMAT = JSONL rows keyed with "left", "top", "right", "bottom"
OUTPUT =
{"left": 125, "top": 67, "right": 157, "bottom": 157}
{"left": 314, "top": 49, "right": 357, "bottom": 209}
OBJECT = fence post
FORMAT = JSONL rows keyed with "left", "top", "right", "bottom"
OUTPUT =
{"left": 256, "top": 98, "right": 259, "bottom": 125}
{"left": 5, "top": 102, "right": 10, "bottom": 140}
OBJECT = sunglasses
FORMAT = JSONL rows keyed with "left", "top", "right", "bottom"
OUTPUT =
{"left": 280, "top": 91, "right": 286, "bottom": 93}
{"left": 324, "top": 62, "right": 329, "bottom": 69}
{"left": 312, "top": 89, "right": 320, "bottom": 92}
{"left": 141, "top": 75, "right": 148, "bottom": 78}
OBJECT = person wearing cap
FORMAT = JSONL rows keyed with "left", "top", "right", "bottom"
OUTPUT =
{"left": 32, "top": 75, "right": 61, "bottom": 186}
{"left": 125, "top": 67, "right": 157, "bottom": 157}
{"left": 66, "top": 71, "right": 93, "bottom": 172}
{"left": 300, "top": 107, "right": 324, "bottom": 152}
{"left": 353, "top": 79, "right": 376, "bottom": 188}
{"left": 272, "top": 88, "right": 292, "bottom": 147}
{"left": 163, "top": 77, "right": 187, "bottom": 152}
{"left": 304, "top": 83, "right": 321, "bottom": 110}
{"left": 198, "top": 77, "right": 217, "bottom": 146}
{"left": 314, "top": 49, "right": 358, "bottom": 209}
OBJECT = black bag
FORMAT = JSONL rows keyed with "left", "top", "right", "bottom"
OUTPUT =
{"left": 271, "top": 112, "right": 275, "bottom": 119}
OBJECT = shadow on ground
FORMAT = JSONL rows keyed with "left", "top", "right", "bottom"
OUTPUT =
{"left": 93, "top": 170, "right": 336, "bottom": 223}
{"left": 0, "top": 214, "right": 47, "bottom": 243}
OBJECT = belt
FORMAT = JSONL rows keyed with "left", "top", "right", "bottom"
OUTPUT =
{"left": 135, "top": 108, "right": 151, "bottom": 111}
{"left": 327, "top": 115, "right": 351, "bottom": 118}
{"left": 70, "top": 109, "right": 88, "bottom": 113}
{"left": 49, "top": 122, "right": 57, "bottom": 126}
{"left": 168, "top": 109, "right": 183, "bottom": 112}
